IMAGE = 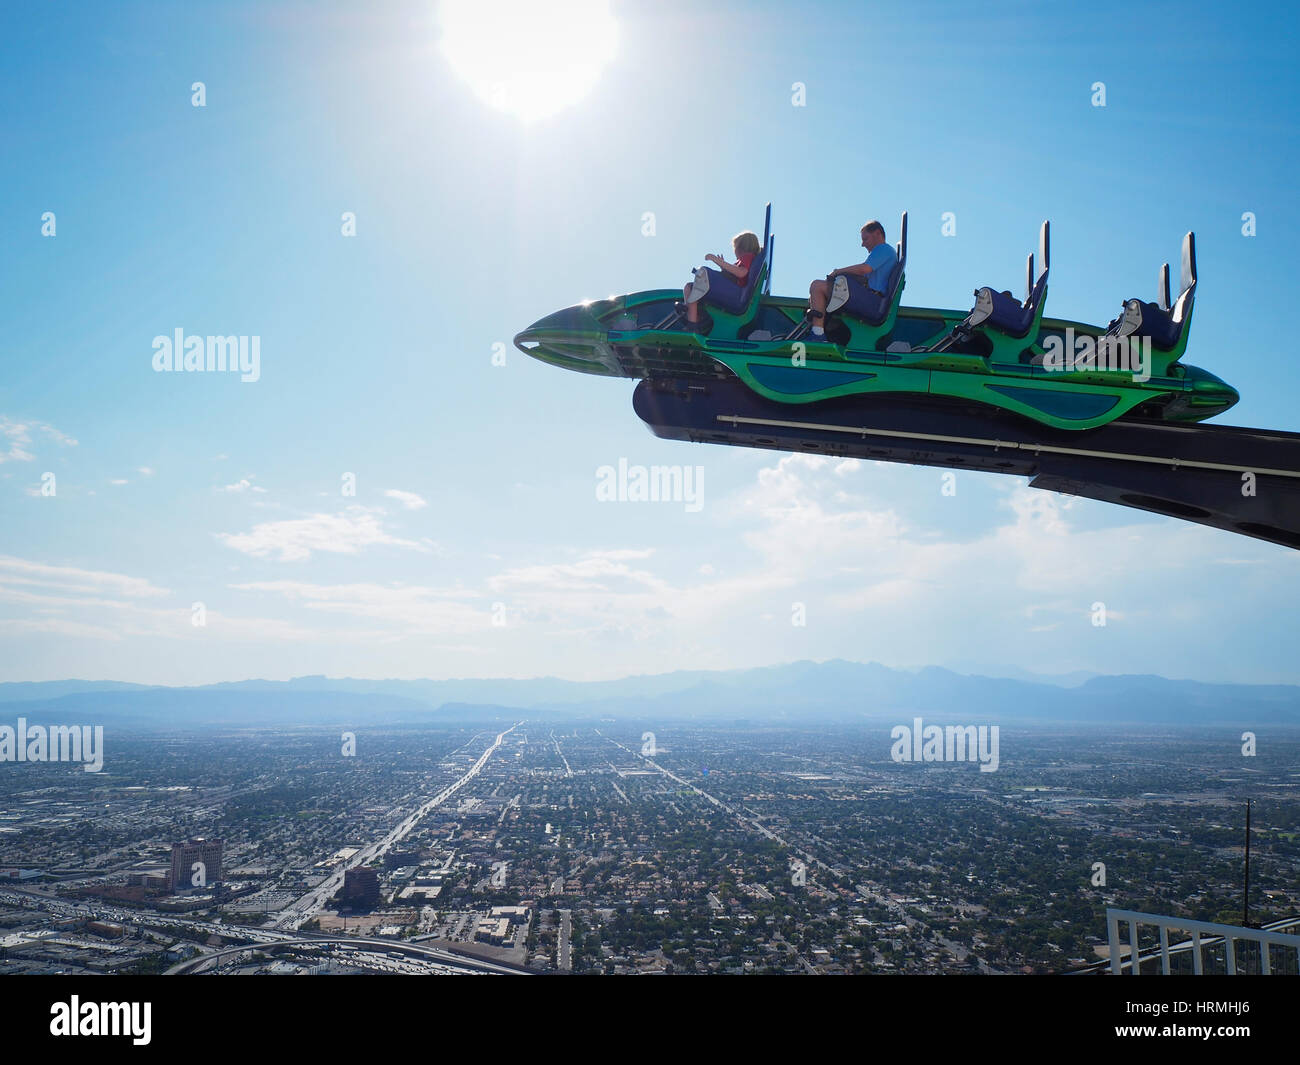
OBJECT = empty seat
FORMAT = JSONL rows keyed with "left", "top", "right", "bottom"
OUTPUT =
{"left": 1106, "top": 234, "right": 1197, "bottom": 352}
{"left": 971, "top": 284, "right": 1039, "bottom": 338}
{"left": 1116, "top": 298, "right": 1182, "bottom": 349}
{"left": 966, "top": 221, "right": 1049, "bottom": 340}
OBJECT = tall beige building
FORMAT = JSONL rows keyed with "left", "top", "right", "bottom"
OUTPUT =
{"left": 170, "top": 838, "right": 223, "bottom": 893}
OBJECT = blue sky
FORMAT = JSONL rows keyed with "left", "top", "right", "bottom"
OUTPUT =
{"left": 2, "top": 0, "right": 1298, "bottom": 686}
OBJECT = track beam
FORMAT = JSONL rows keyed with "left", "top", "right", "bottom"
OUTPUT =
{"left": 632, "top": 378, "right": 1300, "bottom": 550}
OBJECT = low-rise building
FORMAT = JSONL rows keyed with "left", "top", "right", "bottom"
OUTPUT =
{"left": 475, "top": 917, "right": 512, "bottom": 945}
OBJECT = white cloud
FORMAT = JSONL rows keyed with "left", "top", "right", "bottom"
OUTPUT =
{"left": 40, "top": 424, "right": 78, "bottom": 447}
{"left": 488, "top": 550, "right": 666, "bottom": 596}
{"left": 384, "top": 489, "right": 428, "bottom": 510}
{"left": 219, "top": 477, "right": 266, "bottom": 494}
{"left": 187, "top": 611, "right": 323, "bottom": 642}
{"left": 0, "top": 555, "right": 337, "bottom": 645}
{"left": 216, "top": 506, "right": 430, "bottom": 562}
{"left": 0, "top": 617, "right": 125, "bottom": 641}
{"left": 2, "top": 448, "right": 1297, "bottom": 682}
{"left": 0, "top": 557, "right": 180, "bottom": 642}
{"left": 0, "top": 425, "right": 34, "bottom": 463}
{"left": 0, "top": 556, "right": 170, "bottom": 599}
{"left": 137, "top": 466, "right": 155, "bottom": 476}
{"left": 452, "top": 451, "right": 1299, "bottom": 680}
{"left": 231, "top": 579, "right": 481, "bottom": 635}
{"left": 0, "top": 418, "right": 78, "bottom": 463}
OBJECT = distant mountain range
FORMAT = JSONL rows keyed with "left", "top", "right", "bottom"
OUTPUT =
{"left": 0, "top": 661, "right": 1297, "bottom": 728}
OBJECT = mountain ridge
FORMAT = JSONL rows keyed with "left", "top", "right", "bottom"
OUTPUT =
{"left": 1, "top": 660, "right": 1296, "bottom": 727}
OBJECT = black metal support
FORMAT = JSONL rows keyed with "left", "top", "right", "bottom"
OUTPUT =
{"left": 1243, "top": 799, "right": 1252, "bottom": 929}
{"left": 632, "top": 377, "right": 1300, "bottom": 550}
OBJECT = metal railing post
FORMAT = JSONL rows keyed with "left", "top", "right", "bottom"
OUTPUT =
{"left": 1108, "top": 911, "right": 1122, "bottom": 976}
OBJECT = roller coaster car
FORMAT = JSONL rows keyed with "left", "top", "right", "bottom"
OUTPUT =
{"left": 513, "top": 204, "right": 1239, "bottom": 432}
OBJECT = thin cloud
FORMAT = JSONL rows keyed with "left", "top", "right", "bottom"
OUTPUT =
{"left": 0, "top": 555, "right": 170, "bottom": 599}
{"left": 219, "top": 476, "right": 266, "bottom": 494}
{"left": 216, "top": 506, "right": 430, "bottom": 562}
{"left": 0, "top": 418, "right": 78, "bottom": 463}
{"left": 385, "top": 489, "right": 428, "bottom": 510}
{"left": 231, "top": 579, "right": 481, "bottom": 634}
{"left": 40, "top": 424, "right": 78, "bottom": 447}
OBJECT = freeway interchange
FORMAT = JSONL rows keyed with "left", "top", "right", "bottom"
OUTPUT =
{"left": 2, "top": 725, "right": 525, "bottom": 976}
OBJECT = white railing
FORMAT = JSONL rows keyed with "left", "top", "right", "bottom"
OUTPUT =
{"left": 1106, "top": 907, "right": 1300, "bottom": 975}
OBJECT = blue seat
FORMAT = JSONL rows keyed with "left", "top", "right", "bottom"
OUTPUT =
{"left": 837, "top": 261, "right": 901, "bottom": 326}
{"left": 699, "top": 248, "right": 766, "bottom": 314}
{"left": 1107, "top": 236, "right": 1197, "bottom": 352}
{"left": 1123, "top": 301, "right": 1182, "bottom": 349}
{"left": 966, "top": 221, "right": 1050, "bottom": 340}
{"left": 980, "top": 272, "right": 1047, "bottom": 338}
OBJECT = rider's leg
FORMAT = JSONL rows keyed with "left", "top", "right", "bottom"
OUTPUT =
{"left": 809, "top": 279, "right": 829, "bottom": 333}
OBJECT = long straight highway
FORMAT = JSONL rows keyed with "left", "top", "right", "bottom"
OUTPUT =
{"left": 272, "top": 724, "right": 520, "bottom": 929}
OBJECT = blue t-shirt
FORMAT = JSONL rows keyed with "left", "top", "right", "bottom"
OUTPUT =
{"left": 864, "top": 242, "right": 897, "bottom": 294}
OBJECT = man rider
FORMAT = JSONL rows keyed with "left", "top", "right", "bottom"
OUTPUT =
{"left": 807, "top": 219, "right": 896, "bottom": 339}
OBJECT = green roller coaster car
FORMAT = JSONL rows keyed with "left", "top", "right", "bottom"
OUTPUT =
{"left": 514, "top": 206, "right": 1238, "bottom": 432}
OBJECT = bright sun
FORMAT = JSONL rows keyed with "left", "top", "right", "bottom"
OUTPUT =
{"left": 439, "top": 0, "right": 618, "bottom": 122}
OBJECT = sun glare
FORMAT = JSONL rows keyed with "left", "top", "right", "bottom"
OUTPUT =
{"left": 439, "top": 0, "right": 618, "bottom": 122}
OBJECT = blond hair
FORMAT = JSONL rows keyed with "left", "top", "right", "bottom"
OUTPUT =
{"left": 732, "top": 230, "right": 761, "bottom": 256}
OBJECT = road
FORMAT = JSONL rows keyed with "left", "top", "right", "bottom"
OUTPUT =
{"left": 164, "top": 935, "right": 525, "bottom": 976}
{"left": 551, "top": 732, "right": 573, "bottom": 778}
{"left": 558, "top": 909, "right": 572, "bottom": 972}
{"left": 272, "top": 723, "right": 519, "bottom": 929}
